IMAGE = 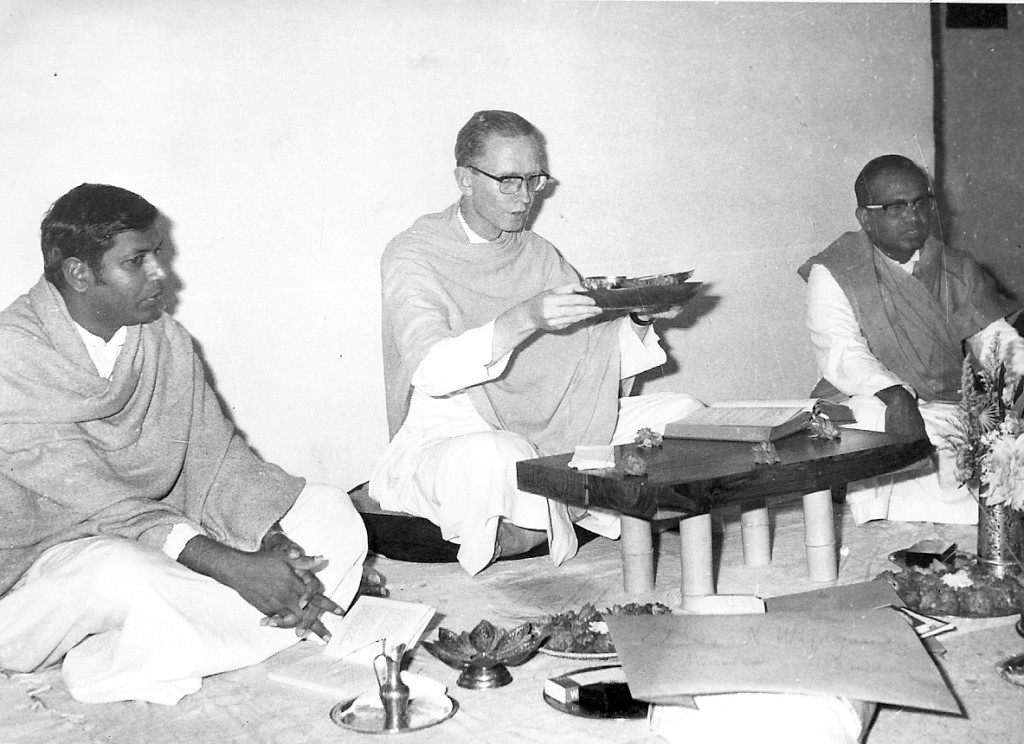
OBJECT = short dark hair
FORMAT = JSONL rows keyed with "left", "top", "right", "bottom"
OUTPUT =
{"left": 41, "top": 183, "right": 158, "bottom": 288}
{"left": 854, "top": 155, "right": 928, "bottom": 206}
{"left": 454, "top": 110, "right": 545, "bottom": 167}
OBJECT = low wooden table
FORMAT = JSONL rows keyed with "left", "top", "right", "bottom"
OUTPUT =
{"left": 517, "top": 430, "right": 932, "bottom": 602}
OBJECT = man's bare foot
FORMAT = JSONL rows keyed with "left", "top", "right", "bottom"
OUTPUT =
{"left": 494, "top": 520, "right": 547, "bottom": 560}
{"left": 359, "top": 565, "right": 389, "bottom": 598}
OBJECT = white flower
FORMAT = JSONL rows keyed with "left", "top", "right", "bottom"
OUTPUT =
{"left": 982, "top": 432, "right": 1024, "bottom": 511}
{"left": 941, "top": 570, "right": 974, "bottom": 589}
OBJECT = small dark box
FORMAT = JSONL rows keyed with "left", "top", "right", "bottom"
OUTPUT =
{"left": 577, "top": 681, "right": 636, "bottom": 714}
{"left": 905, "top": 539, "right": 957, "bottom": 568}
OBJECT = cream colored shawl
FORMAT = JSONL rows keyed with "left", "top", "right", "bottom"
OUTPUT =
{"left": 381, "top": 203, "right": 622, "bottom": 456}
{"left": 0, "top": 278, "right": 303, "bottom": 594}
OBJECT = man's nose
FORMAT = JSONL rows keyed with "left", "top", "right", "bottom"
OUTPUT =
{"left": 901, "top": 206, "right": 927, "bottom": 226}
{"left": 145, "top": 255, "right": 167, "bottom": 280}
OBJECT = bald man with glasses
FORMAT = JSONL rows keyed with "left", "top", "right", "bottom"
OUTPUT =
{"left": 372, "top": 110, "right": 702, "bottom": 575}
{"left": 798, "top": 154, "right": 1024, "bottom": 525}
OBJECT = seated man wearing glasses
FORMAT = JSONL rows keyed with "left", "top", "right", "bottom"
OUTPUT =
{"left": 798, "top": 154, "right": 1023, "bottom": 524}
{"left": 372, "top": 110, "right": 701, "bottom": 575}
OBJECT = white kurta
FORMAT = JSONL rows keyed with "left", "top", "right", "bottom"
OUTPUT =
{"left": 805, "top": 257, "right": 1024, "bottom": 524}
{"left": 370, "top": 313, "right": 701, "bottom": 575}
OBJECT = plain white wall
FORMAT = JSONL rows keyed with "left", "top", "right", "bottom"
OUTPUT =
{"left": 0, "top": 1, "right": 934, "bottom": 490}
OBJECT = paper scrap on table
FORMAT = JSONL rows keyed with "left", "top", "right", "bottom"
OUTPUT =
{"left": 568, "top": 444, "right": 615, "bottom": 470}
{"left": 606, "top": 610, "right": 960, "bottom": 714}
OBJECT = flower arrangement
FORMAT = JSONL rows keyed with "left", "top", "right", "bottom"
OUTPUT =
{"left": 944, "top": 338, "right": 1024, "bottom": 511}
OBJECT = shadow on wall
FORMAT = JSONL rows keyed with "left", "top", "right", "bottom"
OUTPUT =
{"left": 633, "top": 286, "right": 722, "bottom": 393}
{"left": 154, "top": 214, "right": 184, "bottom": 317}
{"left": 156, "top": 212, "right": 256, "bottom": 445}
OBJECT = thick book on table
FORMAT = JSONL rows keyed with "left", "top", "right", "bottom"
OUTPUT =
{"left": 663, "top": 399, "right": 854, "bottom": 443}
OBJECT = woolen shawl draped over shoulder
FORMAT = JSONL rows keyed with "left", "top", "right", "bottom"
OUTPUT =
{"left": 0, "top": 278, "right": 303, "bottom": 595}
{"left": 798, "top": 231, "right": 1018, "bottom": 402}
{"left": 381, "top": 203, "right": 622, "bottom": 456}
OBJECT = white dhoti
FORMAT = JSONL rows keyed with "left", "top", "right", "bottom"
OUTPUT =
{"left": 0, "top": 484, "right": 367, "bottom": 705}
{"left": 841, "top": 396, "right": 977, "bottom": 525}
{"left": 371, "top": 391, "right": 703, "bottom": 575}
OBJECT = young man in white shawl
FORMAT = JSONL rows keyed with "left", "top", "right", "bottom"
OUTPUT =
{"left": 373, "top": 110, "right": 703, "bottom": 575}
{"left": 0, "top": 183, "right": 373, "bottom": 704}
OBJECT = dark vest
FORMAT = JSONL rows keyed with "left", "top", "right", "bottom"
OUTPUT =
{"left": 798, "top": 231, "right": 1017, "bottom": 402}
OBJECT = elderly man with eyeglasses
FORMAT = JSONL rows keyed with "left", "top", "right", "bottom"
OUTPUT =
{"left": 798, "top": 154, "right": 1024, "bottom": 524}
{"left": 371, "top": 110, "right": 702, "bottom": 575}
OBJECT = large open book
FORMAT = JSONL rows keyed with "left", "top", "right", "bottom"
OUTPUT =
{"left": 664, "top": 399, "right": 854, "bottom": 443}
{"left": 268, "top": 596, "right": 435, "bottom": 698}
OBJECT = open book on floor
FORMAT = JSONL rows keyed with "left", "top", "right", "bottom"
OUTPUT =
{"left": 663, "top": 399, "right": 855, "bottom": 443}
{"left": 268, "top": 596, "right": 435, "bottom": 698}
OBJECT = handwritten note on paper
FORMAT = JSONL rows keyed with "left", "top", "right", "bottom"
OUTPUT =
{"left": 605, "top": 610, "right": 960, "bottom": 713}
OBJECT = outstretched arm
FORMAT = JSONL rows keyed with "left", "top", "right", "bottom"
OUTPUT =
{"left": 491, "top": 282, "right": 603, "bottom": 361}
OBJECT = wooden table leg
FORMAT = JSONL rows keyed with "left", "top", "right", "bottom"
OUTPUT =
{"left": 803, "top": 489, "right": 838, "bottom": 582}
{"left": 679, "top": 512, "right": 714, "bottom": 603}
{"left": 620, "top": 515, "right": 655, "bottom": 594}
{"left": 740, "top": 499, "right": 771, "bottom": 567}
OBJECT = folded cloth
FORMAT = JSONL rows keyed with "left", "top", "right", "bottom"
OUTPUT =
{"left": 568, "top": 445, "right": 615, "bottom": 471}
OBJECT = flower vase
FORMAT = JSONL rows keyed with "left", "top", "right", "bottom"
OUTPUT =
{"left": 977, "top": 497, "right": 1023, "bottom": 578}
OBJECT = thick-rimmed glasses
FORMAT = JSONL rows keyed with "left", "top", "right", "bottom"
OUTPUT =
{"left": 466, "top": 165, "right": 550, "bottom": 195}
{"left": 862, "top": 194, "right": 935, "bottom": 218}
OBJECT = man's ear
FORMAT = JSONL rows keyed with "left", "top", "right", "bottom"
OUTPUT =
{"left": 854, "top": 206, "right": 872, "bottom": 234}
{"left": 62, "top": 257, "right": 94, "bottom": 293}
{"left": 454, "top": 166, "right": 473, "bottom": 197}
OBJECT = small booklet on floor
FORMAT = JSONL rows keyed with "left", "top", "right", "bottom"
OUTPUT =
{"left": 268, "top": 596, "right": 436, "bottom": 698}
{"left": 664, "top": 399, "right": 854, "bottom": 443}
{"left": 324, "top": 596, "right": 436, "bottom": 663}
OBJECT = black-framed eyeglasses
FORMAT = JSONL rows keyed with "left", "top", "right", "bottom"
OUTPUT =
{"left": 466, "top": 165, "right": 550, "bottom": 195}
{"left": 862, "top": 194, "right": 935, "bottom": 218}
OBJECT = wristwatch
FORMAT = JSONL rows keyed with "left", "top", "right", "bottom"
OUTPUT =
{"left": 629, "top": 312, "right": 656, "bottom": 326}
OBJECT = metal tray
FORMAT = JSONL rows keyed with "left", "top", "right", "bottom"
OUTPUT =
{"left": 330, "top": 691, "right": 458, "bottom": 734}
{"left": 582, "top": 280, "right": 702, "bottom": 312}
